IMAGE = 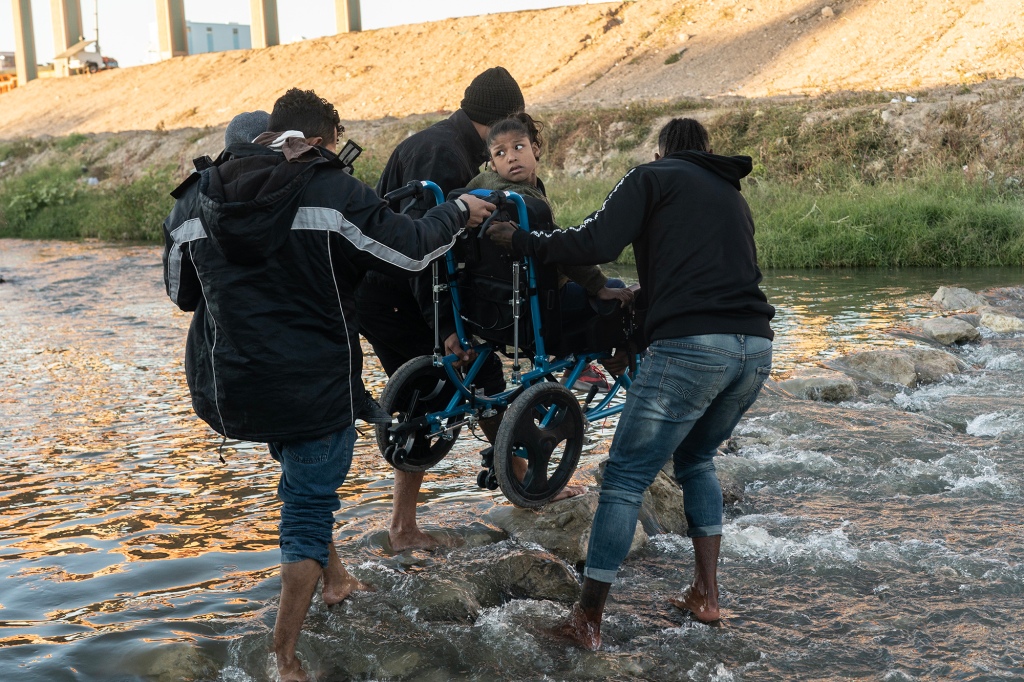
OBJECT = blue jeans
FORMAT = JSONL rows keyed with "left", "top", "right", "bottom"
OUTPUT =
{"left": 584, "top": 334, "right": 772, "bottom": 583}
{"left": 268, "top": 427, "right": 356, "bottom": 568}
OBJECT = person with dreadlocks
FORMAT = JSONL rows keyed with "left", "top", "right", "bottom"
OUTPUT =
{"left": 487, "top": 117, "right": 775, "bottom": 648}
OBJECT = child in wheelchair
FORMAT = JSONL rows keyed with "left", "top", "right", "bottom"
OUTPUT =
{"left": 465, "top": 112, "right": 634, "bottom": 391}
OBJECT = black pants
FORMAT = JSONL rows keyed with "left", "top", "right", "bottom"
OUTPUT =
{"left": 356, "top": 277, "right": 505, "bottom": 394}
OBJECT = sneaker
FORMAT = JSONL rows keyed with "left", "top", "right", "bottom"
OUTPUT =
{"left": 355, "top": 390, "right": 393, "bottom": 425}
{"left": 571, "top": 364, "right": 611, "bottom": 393}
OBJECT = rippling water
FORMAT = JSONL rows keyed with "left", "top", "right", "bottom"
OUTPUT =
{"left": 2, "top": 241, "right": 1023, "bottom": 681}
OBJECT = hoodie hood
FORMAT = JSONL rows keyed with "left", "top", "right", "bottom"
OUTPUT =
{"left": 197, "top": 145, "right": 325, "bottom": 264}
{"left": 666, "top": 151, "right": 752, "bottom": 191}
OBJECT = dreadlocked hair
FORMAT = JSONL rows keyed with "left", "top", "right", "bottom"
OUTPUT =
{"left": 657, "top": 118, "right": 710, "bottom": 155}
{"left": 487, "top": 112, "right": 544, "bottom": 158}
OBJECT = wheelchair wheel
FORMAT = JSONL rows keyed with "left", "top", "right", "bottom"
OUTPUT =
{"left": 493, "top": 382, "right": 583, "bottom": 508}
{"left": 376, "top": 356, "right": 462, "bottom": 472}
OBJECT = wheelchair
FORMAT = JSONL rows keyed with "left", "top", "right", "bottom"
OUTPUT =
{"left": 375, "top": 181, "right": 644, "bottom": 508}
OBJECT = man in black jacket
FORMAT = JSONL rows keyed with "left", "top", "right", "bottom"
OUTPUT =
{"left": 488, "top": 118, "right": 775, "bottom": 648}
{"left": 357, "top": 67, "right": 525, "bottom": 551}
{"left": 163, "top": 88, "right": 494, "bottom": 681}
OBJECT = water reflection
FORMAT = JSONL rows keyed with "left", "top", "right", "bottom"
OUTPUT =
{"left": 2, "top": 242, "right": 1023, "bottom": 680}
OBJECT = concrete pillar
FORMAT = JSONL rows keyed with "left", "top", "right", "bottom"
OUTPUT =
{"left": 336, "top": 0, "right": 361, "bottom": 33}
{"left": 12, "top": 0, "right": 38, "bottom": 85}
{"left": 250, "top": 0, "right": 279, "bottom": 48}
{"left": 51, "top": 0, "right": 85, "bottom": 52}
{"left": 155, "top": 0, "right": 188, "bottom": 59}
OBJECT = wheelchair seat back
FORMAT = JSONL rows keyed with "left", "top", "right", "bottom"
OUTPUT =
{"left": 450, "top": 194, "right": 563, "bottom": 354}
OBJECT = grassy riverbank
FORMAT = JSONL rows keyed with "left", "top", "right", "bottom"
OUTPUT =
{"left": 2, "top": 82, "right": 1023, "bottom": 265}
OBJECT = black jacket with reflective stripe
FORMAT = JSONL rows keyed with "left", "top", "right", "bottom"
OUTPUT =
{"left": 163, "top": 144, "right": 467, "bottom": 442}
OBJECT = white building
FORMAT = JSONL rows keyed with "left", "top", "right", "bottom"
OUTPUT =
{"left": 186, "top": 22, "right": 252, "bottom": 55}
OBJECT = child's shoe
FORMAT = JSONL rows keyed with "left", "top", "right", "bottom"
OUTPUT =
{"left": 571, "top": 364, "right": 612, "bottom": 393}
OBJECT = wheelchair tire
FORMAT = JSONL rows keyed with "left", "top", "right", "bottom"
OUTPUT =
{"left": 493, "top": 381, "right": 583, "bottom": 508}
{"left": 375, "top": 356, "right": 462, "bottom": 472}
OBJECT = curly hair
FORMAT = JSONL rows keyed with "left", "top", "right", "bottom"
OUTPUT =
{"left": 657, "top": 118, "right": 710, "bottom": 155}
{"left": 486, "top": 112, "right": 545, "bottom": 159}
{"left": 268, "top": 88, "right": 343, "bottom": 143}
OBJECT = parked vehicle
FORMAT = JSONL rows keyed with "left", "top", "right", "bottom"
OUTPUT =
{"left": 54, "top": 39, "right": 117, "bottom": 74}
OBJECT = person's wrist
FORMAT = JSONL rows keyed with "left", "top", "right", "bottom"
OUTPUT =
{"left": 453, "top": 198, "right": 469, "bottom": 221}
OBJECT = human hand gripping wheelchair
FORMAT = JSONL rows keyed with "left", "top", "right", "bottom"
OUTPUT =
{"left": 375, "top": 181, "right": 644, "bottom": 508}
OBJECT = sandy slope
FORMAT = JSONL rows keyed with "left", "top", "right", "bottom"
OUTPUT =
{"left": 0, "top": 0, "right": 1022, "bottom": 137}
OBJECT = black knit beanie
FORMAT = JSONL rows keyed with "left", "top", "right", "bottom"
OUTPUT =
{"left": 461, "top": 67, "right": 525, "bottom": 125}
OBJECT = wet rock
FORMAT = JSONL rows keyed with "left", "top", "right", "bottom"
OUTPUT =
{"left": 904, "top": 348, "right": 965, "bottom": 384}
{"left": 909, "top": 317, "right": 981, "bottom": 345}
{"left": 643, "top": 468, "right": 688, "bottom": 535}
{"left": 146, "top": 645, "right": 219, "bottom": 682}
{"left": 487, "top": 491, "right": 645, "bottom": 565}
{"left": 980, "top": 311, "right": 1024, "bottom": 333}
{"left": 833, "top": 350, "right": 917, "bottom": 387}
{"left": 932, "top": 286, "right": 985, "bottom": 311}
{"left": 833, "top": 348, "right": 962, "bottom": 387}
{"left": 778, "top": 369, "right": 858, "bottom": 402}
{"left": 468, "top": 548, "right": 582, "bottom": 603}
{"left": 395, "top": 576, "right": 481, "bottom": 623}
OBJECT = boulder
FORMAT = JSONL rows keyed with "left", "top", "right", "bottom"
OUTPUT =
{"left": 833, "top": 350, "right": 917, "bottom": 387}
{"left": 909, "top": 316, "right": 981, "bottom": 345}
{"left": 777, "top": 370, "right": 858, "bottom": 402}
{"left": 479, "top": 549, "right": 581, "bottom": 603}
{"left": 980, "top": 311, "right": 1024, "bottom": 333}
{"left": 642, "top": 468, "right": 689, "bottom": 535}
{"left": 394, "top": 576, "right": 481, "bottom": 623}
{"left": 904, "top": 348, "right": 964, "bottom": 384}
{"left": 932, "top": 286, "right": 985, "bottom": 311}
{"left": 487, "top": 491, "right": 646, "bottom": 565}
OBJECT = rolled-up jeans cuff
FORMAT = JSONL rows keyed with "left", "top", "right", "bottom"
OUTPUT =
{"left": 281, "top": 551, "right": 327, "bottom": 567}
{"left": 583, "top": 566, "right": 619, "bottom": 583}
{"left": 687, "top": 524, "right": 723, "bottom": 538}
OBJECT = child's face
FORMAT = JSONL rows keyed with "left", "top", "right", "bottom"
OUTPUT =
{"left": 489, "top": 132, "right": 540, "bottom": 185}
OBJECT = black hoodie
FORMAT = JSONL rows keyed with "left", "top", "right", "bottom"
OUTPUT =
{"left": 163, "top": 144, "right": 467, "bottom": 442}
{"left": 511, "top": 151, "right": 774, "bottom": 342}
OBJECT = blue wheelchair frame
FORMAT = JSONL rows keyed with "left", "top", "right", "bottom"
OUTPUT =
{"left": 425, "top": 182, "right": 634, "bottom": 421}
{"left": 378, "top": 180, "right": 641, "bottom": 503}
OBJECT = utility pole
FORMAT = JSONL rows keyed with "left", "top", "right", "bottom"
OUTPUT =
{"left": 94, "top": 0, "right": 100, "bottom": 55}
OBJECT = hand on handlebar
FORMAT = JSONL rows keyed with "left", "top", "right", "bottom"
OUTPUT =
{"left": 485, "top": 221, "right": 518, "bottom": 251}
{"left": 596, "top": 285, "right": 635, "bottom": 309}
{"left": 457, "top": 194, "right": 496, "bottom": 228}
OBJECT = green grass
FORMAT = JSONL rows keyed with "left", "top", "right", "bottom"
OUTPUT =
{"left": 3, "top": 94, "right": 1023, "bottom": 269}
{"left": 0, "top": 164, "right": 176, "bottom": 241}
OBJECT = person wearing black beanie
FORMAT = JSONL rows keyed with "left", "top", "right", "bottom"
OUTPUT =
{"left": 357, "top": 67, "right": 524, "bottom": 552}
{"left": 461, "top": 66, "right": 525, "bottom": 125}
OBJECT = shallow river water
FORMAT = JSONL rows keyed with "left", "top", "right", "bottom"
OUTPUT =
{"left": 1, "top": 240, "right": 1023, "bottom": 681}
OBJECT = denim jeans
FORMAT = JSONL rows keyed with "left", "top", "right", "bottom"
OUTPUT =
{"left": 584, "top": 334, "right": 772, "bottom": 583}
{"left": 268, "top": 427, "right": 356, "bottom": 568}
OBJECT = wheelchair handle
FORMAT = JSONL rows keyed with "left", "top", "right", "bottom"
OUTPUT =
{"left": 383, "top": 180, "right": 424, "bottom": 203}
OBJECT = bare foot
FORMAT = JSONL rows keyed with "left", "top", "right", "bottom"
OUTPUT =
{"left": 322, "top": 570, "right": 373, "bottom": 606}
{"left": 551, "top": 604, "right": 601, "bottom": 650}
{"left": 669, "top": 585, "right": 721, "bottom": 624}
{"left": 322, "top": 545, "right": 373, "bottom": 606}
{"left": 550, "top": 485, "right": 587, "bottom": 502}
{"left": 276, "top": 654, "right": 308, "bottom": 682}
{"left": 389, "top": 528, "right": 445, "bottom": 552}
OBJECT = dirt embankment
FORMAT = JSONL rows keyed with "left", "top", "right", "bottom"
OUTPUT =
{"left": 1, "top": 0, "right": 1022, "bottom": 139}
